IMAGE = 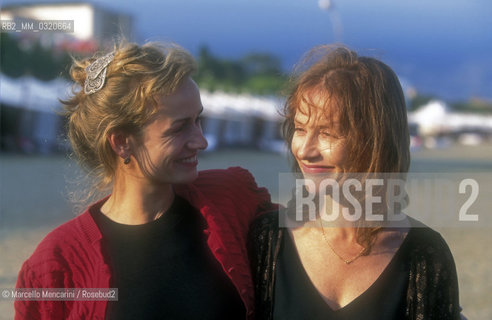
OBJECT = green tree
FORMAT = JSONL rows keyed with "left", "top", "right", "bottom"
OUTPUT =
{"left": 408, "top": 94, "right": 436, "bottom": 111}
{"left": 241, "top": 53, "right": 282, "bottom": 76}
{"left": 451, "top": 99, "right": 492, "bottom": 114}
{"left": 26, "top": 42, "right": 59, "bottom": 81}
{"left": 194, "top": 44, "right": 287, "bottom": 95}
{"left": 0, "top": 32, "right": 27, "bottom": 78}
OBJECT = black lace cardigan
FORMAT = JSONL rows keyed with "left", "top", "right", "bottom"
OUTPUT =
{"left": 247, "top": 211, "right": 461, "bottom": 320}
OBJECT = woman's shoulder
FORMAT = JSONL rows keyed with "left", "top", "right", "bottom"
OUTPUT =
{"left": 191, "top": 166, "right": 276, "bottom": 212}
{"left": 404, "top": 216, "right": 455, "bottom": 264}
{"left": 189, "top": 167, "right": 261, "bottom": 199}
{"left": 406, "top": 216, "right": 446, "bottom": 244}
{"left": 402, "top": 217, "right": 461, "bottom": 318}
{"left": 250, "top": 210, "right": 281, "bottom": 232}
{"left": 248, "top": 210, "right": 283, "bottom": 248}
{"left": 23, "top": 207, "right": 101, "bottom": 268}
{"left": 247, "top": 210, "right": 282, "bottom": 261}
{"left": 196, "top": 166, "right": 258, "bottom": 189}
{"left": 16, "top": 210, "right": 98, "bottom": 288}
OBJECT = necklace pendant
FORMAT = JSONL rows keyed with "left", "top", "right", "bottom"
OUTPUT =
{"left": 318, "top": 220, "right": 367, "bottom": 265}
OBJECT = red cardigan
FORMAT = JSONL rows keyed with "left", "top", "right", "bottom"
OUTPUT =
{"left": 15, "top": 167, "right": 276, "bottom": 320}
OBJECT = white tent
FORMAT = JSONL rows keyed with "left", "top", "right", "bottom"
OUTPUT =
{"left": 199, "top": 90, "right": 284, "bottom": 150}
{"left": 1, "top": 75, "right": 288, "bottom": 152}
{"left": 408, "top": 100, "right": 492, "bottom": 136}
{"left": 0, "top": 74, "right": 72, "bottom": 113}
{"left": 1, "top": 74, "right": 72, "bottom": 153}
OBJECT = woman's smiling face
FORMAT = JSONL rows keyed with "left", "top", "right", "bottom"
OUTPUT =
{"left": 291, "top": 92, "right": 347, "bottom": 177}
{"left": 131, "top": 77, "right": 208, "bottom": 185}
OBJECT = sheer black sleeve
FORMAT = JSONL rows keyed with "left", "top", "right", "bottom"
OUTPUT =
{"left": 405, "top": 223, "right": 461, "bottom": 320}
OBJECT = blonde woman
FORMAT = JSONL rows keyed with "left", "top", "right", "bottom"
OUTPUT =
{"left": 249, "top": 46, "right": 461, "bottom": 320}
{"left": 15, "top": 42, "right": 275, "bottom": 319}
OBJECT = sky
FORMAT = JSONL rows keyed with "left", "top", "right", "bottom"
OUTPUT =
{"left": 3, "top": 0, "right": 492, "bottom": 101}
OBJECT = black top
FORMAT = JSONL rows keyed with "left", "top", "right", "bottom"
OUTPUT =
{"left": 273, "top": 231, "right": 408, "bottom": 320}
{"left": 248, "top": 211, "right": 461, "bottom": 320}
{"left": 92, "top": 195, "right": 245, "bottom": 320}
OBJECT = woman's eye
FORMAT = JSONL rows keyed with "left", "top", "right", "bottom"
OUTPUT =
{"left": 320, "top": 130, "right": 340, "bottom": 139}
{"left": 176, "top": 124, "right": 188, "bottom": 132}
{"left": 195, "top": 116, "right": 202, "bottom": 125}
{"left": 294, "top": 127, "right": 305, "bottom": 133}
{"left": 165, "top": 123, "right": 187, "bottom": 136}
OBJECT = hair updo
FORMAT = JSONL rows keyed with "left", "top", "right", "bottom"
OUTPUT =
{"left": 62, "top": 41, "right": 196, "bottom": 194}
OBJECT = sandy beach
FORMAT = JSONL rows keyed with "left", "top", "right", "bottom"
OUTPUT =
{"left": 1, "top": 145, "right": 491, "bottom": 319}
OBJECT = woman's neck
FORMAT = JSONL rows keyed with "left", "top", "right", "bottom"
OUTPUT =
{"left": 318, "top": 195, "right": 362, "bottom": 231}
{"left": 101, "top": 171, "right": 175, "bottom": 225}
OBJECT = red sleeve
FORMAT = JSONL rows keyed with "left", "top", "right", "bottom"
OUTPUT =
{"left": 15, "top": 250, "right": 73, "bottom": 319}
{"left": 15, "top": 261, "right": 41, "bottom": 320}
{"left": 192, "top": 166, "right": 278, "bottom": 227}
{"left": 228, "top": 166, "right": 278, "bottom": 218}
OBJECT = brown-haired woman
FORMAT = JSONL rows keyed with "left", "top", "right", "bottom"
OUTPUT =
{"left": 248, "top": 46, "right": 461, "bottom": 319}
{"left": 15, "top": 42, "right": 275, "bottom": 319}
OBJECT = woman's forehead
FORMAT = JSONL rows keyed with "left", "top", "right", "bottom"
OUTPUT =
{"left": 294, "top": 93, "right": 339, "bottom": 125}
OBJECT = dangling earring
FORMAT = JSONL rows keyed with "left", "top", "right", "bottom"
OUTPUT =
{"left": 124, "top": 156, "right": 131, "bottom": 165}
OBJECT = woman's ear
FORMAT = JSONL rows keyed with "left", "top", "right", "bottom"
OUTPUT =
{"left": 107, "top": 130, "right": 132, "bottom": 160}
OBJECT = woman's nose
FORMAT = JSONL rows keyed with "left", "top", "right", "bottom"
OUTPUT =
{"left": 297, "top": 134, "right": 320, "bottom": 159}
{"left": 187, "top": 124, "right": 208, "bottom": 151}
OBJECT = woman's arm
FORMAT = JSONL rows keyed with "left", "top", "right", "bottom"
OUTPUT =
{"left": 15, "top": 260, "right": 71, "bottom": 320}
{"left": 407, "top": 228, "right": 461, "bottom": 319}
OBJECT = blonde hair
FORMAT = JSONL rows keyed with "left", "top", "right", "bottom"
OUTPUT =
{"left": 283, "top": 45, "right": 411, "bottom": 251}
{"left": 62, "top": 41, "right": 196, "bottom": 198}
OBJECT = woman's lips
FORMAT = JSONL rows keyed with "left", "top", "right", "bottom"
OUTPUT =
{"left": 300, "top": 163, "right": 335, "bottom": 174}
{"left": 176, "top": 155, "right": 198, "bottom": 168}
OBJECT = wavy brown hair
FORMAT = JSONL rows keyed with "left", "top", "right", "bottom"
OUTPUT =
{"left": 62, "top": 41, "right": 196, "bottom": 202}
{"left": 283, "top": 45, "right": 411, "bottom": 251}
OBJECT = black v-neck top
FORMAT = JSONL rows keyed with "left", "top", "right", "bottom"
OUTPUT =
{"left": 92, "top": 195, "right": 245, "bottom": 320}
{"left": 273, "top": 230, "right": 409, "bottom": 320}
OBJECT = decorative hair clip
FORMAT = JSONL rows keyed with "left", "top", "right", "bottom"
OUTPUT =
{"left": 84, "top": 51, "right": 115, "bottom": 95}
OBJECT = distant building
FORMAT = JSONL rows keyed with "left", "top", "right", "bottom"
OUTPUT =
{"left": 1, "top": 2, "right": 134, "bottom": 53}
{"left": 408, "top": 100, "right": 492, "bottom": 148}
{"left": 1, "top": 2, "right": 134, "bottom": 153}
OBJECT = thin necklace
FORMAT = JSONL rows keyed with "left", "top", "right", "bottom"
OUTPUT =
{"left": 318, "top": 220, "right": 367, "bottom": 265}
